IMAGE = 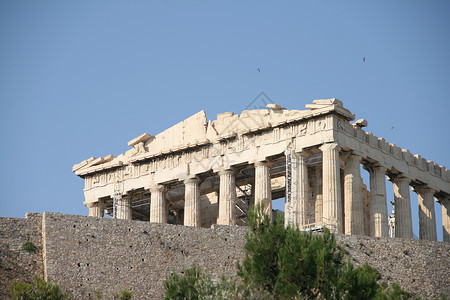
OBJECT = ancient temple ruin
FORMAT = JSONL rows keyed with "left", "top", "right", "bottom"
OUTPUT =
{"left": 73, "top": 99, "right": 450, "bottom": 241}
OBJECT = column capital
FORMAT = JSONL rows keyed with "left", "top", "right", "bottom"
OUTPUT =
{"left": 150, "top": 184, "right": 165, "bottom": 193}
{"left": 254, "top": 160, "right": 270, "bottom": 168}
{"left": 319, "top": 142, "right": 341, "bottom": 152}
{"left": 413, "top": 186, "right": 436, "bottom": 195}
{"left": 84, "top": 201, "right": 103, "bottom": 209}
{"left": 349, "top": 153, "right": 361, "bottom": 161}
{"left": 184, "top": 176, "right": 201, "bottom": 185}
{"left": 294, "top": 149, "right": 313, "bottom": 159}
{"left": 392, "top": 175, "right": 411, "bottom": 184}
{"left": 218, "top": 168, "right": 235, "bottom": 176}
{"left": 342, "top": 152, "right": 362, "bottom": 163}
{"left": 373, "top": 164, "right": 387, "bottom": 173}
{"left": 363, "top": 162, "right": 387, "bottom": 174}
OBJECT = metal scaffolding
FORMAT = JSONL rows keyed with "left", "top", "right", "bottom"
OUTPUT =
{"left": 112, "top": 174, "right": 123, "bottom": 219}
{"left": 285, "top": 136, "right": 296, "bottom": 227}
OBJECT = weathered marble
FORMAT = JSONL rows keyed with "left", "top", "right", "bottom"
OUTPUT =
{"left": 116, "top": 196, "right": 132, "bottom": 220}
{"left": 254, "top": 161, "right": 272, "bottom": 220}
{"left": 72, "top": 99, "right": 449, "bottom": 241}
{"left": 415, "top": 187, "right": 437, "bottom": 241}
{"left": 86, "top": 201, "right": 104, "bottom": 218}
{"left": 150, "top": 185, "right": 167, "bottom": 223}
{"left": 184, "top": 177, "right": 201, "bottom": 227}
{"left": 217, "top": 169, "right": 236, "bottom": 225}
{"left": 344, "top": 153, "right": 364, "bottom": 235}
{"left": 393, "top": 176, "right": 413, "bottom": 239}
{"left": 367, "top": 165, "right": 389, "bottom": 237}
{"left": 441, "top": 196, "right": 450, "bottom": 242}
{"left": 320, "top": 143, "right": 343, "bottom": 233}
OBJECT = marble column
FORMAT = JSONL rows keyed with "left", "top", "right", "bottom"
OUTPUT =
{"left": 116, "top": 195, "right": 132, "bottom": 220}
{"left": 440, "top": 196, "right": 450, "bottom": 242}
{"left": 367, "top": 165, "right": 388, "bottom": 237}
{"left": 218, "top": 169, "right": 237, "bottom": 226}
{"left": 415, "top": 187, "right": 437, "bottom": 241}
{"left": 392, "top": 176, "right": 413, "bottom": 239}
{"left": 150, "top": 185, "right": 167, "bottom": 223}
{"left": 184, "top": 177, "right": 201, "bottom": 227}
{"left": 314, "top": 166, "right": 323, "bottom": 227}
{"left": 86, "top": 201, "right": 104, "bottom": 217}
{"left": 343, "top": 154, "right": 363, "bottom": 235}
{"left": 255, "top": 161, "right": 272, "bottom": 220}
{"left": 295, "top": 151, "right": 309, "bottom": 227}
{"left": 320, "top": 143, "right": 343, "bottom": 233}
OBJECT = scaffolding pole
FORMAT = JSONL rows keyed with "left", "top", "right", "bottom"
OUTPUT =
{"left": 285, "top": 135, "right": 296, "bottom": 227}
{"left": 113, "top": 174, "right": 123, "bottom": 219}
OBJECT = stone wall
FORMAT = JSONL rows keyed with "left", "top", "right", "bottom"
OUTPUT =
{"left": 339, "top": 235, "right": 449, "bottom": 299}
{"left": 1, "top": 212, "right": 449, "bottom": 299}
{"left": 42, "top": 212, "right": 244, "bottom": 299}
{"left": 0, "top": 213, "right": 44, "bottom": 299}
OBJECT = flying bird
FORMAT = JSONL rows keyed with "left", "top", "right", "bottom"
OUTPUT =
{"left": 363, "top": 57, "right": 366, "bottom": 62}
{"left": 257, "top": 68, "right": 261, "bottom": 72}
{"left": 391, "top": 126, "right": 394, "bottom": 130}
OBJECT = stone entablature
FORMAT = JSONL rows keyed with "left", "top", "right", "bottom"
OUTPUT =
{"left": 73, "top": 99, "right": 450, "bottom": 242}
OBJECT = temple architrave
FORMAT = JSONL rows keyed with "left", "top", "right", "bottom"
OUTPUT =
{"left": 73, "top": 99, "right": 450, "bottom": 241}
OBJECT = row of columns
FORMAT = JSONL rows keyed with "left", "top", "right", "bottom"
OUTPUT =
{"left": 86, "top": 142, "right": 450, "bottom": 242}
{"left": 318, "top": 142, "right": 444, "bottom": 241}
{"left": 138, "top": 161, "right": 272, "bottom": 227}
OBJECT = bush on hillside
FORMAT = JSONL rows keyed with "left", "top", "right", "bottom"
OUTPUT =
{"left": 9, "top": 275, "right": 68, "bottom": 300}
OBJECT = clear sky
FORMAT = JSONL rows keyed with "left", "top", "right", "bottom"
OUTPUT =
{"left": 1, "top": 1, "right": 449, "bottom": 240}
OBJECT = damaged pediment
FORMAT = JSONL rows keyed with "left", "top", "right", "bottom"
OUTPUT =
{"left": 305, "top": 98, "right": 344, "bottom": 110}
{"left": 127, "top": 133, "right": 153, "bottom": 156}
{"left": 72, "top": 154, "right": 118, "bottom": 175}
{"left": 72, "top": 157, "right": 96, "bottom": 172}
{"left": 137, "top": 110, "right": 209, "bottom": 156}
{"left": 90, "top": 154, "right": 115, "bottom": 166}
{"left": 306, "top": 98, "right": 354, "bottom": 121}
{"left": 74, "top": 98, "right": 357, "bottom": 175}
{"left": 128, "top": 133, "right": 153, "bottom": 147}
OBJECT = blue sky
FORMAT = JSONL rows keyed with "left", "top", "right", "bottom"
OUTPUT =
{"left": 1, "top": 1, "right": 449, "bottom": 240}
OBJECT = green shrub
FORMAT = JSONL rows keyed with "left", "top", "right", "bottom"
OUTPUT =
{"left": 22, "top": 241, "right": 37, "bottom": 253}
{"left": 114, "top": 289, "right": 132, "bottom": 300}
{"left": 9, "top": 275, "right": 68, "bottom": 299}
{"left": 163, "top": 264, "right": 269, "bottom": 300}
{"left": 163, "top": 265, "right": 201, "bottom": 299}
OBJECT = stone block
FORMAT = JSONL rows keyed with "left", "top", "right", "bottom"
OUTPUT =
{"left": 217, "top": 112, "right": 234, "bottom": 121}
{"left": 354, "top": 126, "right": 366, "bottom": 141}
{"left": 366, "top": 132, "right": 378, "bottom": 147}
{"left": 378, "top": 137, "right": 390, "bottom": 153}
{"left": 128, "top": 133, "right": 153, "bottom": 147}
{"left": 313, "top": 98, "right": 343, "bottom": 107}
{"left": 389, "top": 143, "right": 403, "bottom": 159}
{"left": 266, "top": 103, "right": 286, "bottom": 111}
{"left": 154, "top": 165, "right": 189, "bottom": 183}
{"left": 402, "top": 149, "right": 414, "bottom": 164}
{"left": 354, "top": 118, "right": 368, "bottom": 128}
{"left": 414, "top": 154, "right": 426, "bottom": 170}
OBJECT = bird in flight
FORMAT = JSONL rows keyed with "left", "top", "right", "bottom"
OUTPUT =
{"left": 391, "top": 126, "right": 394, "bottom": 130}
{"left": 363, "top": 57, "right": 366, "bottom": 62}
{"left": 257, "top": 68, "right": 261, "bottom": 72}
